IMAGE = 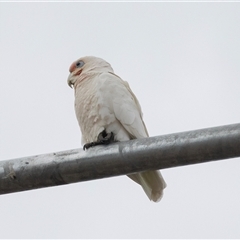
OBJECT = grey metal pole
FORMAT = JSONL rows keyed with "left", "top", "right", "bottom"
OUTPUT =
{"left": 0, "top": 123, "right": 240, "bottom": 195}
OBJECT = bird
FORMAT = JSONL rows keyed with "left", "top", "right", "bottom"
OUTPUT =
{"left": 67, "top": 56, "right": 166, "bottom": 202}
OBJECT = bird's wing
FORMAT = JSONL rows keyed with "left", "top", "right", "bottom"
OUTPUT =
{"left": 98, "top": 72, "right": 166, "bottom": 202}
{"left": 107, "top": 72, "right": 149, "bottom": 139}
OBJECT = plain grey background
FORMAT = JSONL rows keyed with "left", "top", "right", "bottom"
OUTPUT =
{"left": 1, "top": 2, "right": 240, "bottom": 238}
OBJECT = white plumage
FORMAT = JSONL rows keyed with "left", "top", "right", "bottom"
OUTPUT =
{"left": 67, "top": 56, "right": 166, "bottom": 202}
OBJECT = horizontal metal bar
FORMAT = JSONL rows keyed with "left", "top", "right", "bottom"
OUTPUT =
{"left": 0, "top": 123, "right": 240, "bottom": 195}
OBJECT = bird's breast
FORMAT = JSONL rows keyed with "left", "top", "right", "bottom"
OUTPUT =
{"left": 74, "top": 76, "right": 116, "bottom": 143}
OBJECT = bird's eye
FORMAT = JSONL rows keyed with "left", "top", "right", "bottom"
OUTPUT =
{"left": 75, "top": 60, "right": 85, "bottom": 68}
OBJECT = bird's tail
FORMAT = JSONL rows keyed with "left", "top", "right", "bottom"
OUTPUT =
{"left": 128, "top": 170, "right": 167, "bottom": 202}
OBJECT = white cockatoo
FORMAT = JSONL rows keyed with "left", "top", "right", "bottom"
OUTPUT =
{"left": 67, "top": 56, "right": 166, "bottom": 202}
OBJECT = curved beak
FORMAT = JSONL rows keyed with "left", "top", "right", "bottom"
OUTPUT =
{"left": 67, "top": 74, "right": 73, "bottom": 88}
{"left": 67, "top": 69, "right": 83, "bottom": 88}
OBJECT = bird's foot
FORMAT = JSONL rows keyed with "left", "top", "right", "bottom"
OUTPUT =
{"left": 97, "top": 130, "right": 114, "bottom": 143}
{"left": 83, "top": 130, "right": 114, "bottom": 150}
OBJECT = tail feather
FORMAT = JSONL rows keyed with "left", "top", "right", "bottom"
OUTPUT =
{"left": 128, "top": 170, "right": 166, "bottom": 202}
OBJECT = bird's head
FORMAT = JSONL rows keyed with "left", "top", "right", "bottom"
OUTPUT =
{"left": 67, "top": 56, "right": 113, "bottom": 88}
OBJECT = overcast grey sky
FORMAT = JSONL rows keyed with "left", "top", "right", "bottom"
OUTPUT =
{"left": 0, "top": 2, "right": 240, "bottom": 239}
